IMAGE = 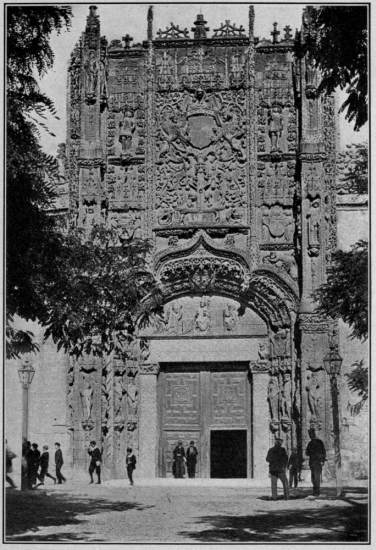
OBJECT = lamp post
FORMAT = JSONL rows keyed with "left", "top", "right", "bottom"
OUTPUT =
{"left": 18, "top": 358, "right": 35, "bottom": 490}
{"left": 323, "top": 342, "right": 343, "bottom": 498}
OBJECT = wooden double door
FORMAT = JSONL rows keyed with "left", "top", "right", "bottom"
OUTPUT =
{"left": 158, "top": 363, "right": 252, "bottom": 478}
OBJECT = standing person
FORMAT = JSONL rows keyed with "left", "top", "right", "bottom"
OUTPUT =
{"left": 266, "top": 437, "right": 289, "bottom": 500}
{"left": 186, "top": 441, "right": 198, "bottom": 478}
{"left": 29, "top": 443, "right": 41, "bottom": 488}
{"left": 55, "top": 442, "right": 66, "bottom": 484}
{"left": 288, "top": 447, "right": 301, "bottom": 489}
{"left": 22, "top": 440, "right": 32, "bottom": 489}
{"left": 88, "top": 441, "right": 101, "bottom": 484}
{"left": 172, "top": 441, "right": 186, "bottom": 478}
{"left": 5, "top": 440, "right": 17, "bottom": 489}
{"left": 126, "top": 447, "right": 136, "bottom": 486}
{"left": 37, "top": 445, "right": 56, "bottom": 486}
{"left": 306, "top": 428, "right": 326, "bottom": 496}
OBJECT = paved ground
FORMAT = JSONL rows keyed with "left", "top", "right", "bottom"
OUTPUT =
{"left": 5, "top": 481, "right": 368, "bottom": 543}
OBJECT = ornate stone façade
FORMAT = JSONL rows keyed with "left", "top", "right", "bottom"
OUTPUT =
{"left": 59, "top": 5, "right": 340, "bottom": 479}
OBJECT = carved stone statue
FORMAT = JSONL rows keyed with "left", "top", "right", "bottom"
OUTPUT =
{"left": 195, "top": 298, "right": 211, "bottom": 332}
{"left": 280, "top": 372, "right": 291, "bottom": 418}
{"left": 119, "top": 107, "right": 136, "bottom": 153}
{"left": 166, "top": 302, "right": 183, "bottom": 334}
{"left": 126, "top": 380, "right": 138, "bottom": 415}
{"left": 114, "top": 376, "right": 125, "bottom": 423}
{"left": 84, "top": 50, "right": 99, "bottom": 98}
{"left": 268, "top": 376, "right": 279, "bottom": 420}
{"left": 307, "top": 198, "right": 321, "bottom": 256}
{"left": 223, "top": 303, "right": 237, "bottom": 331}
{"left": 258, "top": 342, "right": 270, "bottom": 360}
{"left": 80, "top": 382, "right": 94, "bottom": 420}
{"left": 306, "top": 372, "right": 321, "bottom": 418}
{"left": 268, "top": 105, "right": 283, "bottom": 151}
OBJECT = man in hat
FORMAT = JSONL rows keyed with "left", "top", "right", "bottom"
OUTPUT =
{"left": 186, "top": 441, "right": 198, "bottom": 478}
{"left": 88, "top": 440, "right": 102, "bottom": 484}
{"left": 172, "top": 441, "right": 186, "bottom": 478}
{"left": 126, "top": 447, "right": 137, "bottom": 486}
{"left": 266, "top": 437, "right": 289, "bottom": 500}
{"left": 306, "top": 428, "right": 326, "bottom": 496}
{"left": 37, "top": 445, "right": 56, "bottom": 486}
{"left": 54, "top": 442, "right": 66, "bottom": 484}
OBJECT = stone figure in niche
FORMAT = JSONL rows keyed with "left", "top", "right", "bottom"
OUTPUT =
{"left": 126, "top": 379, "right": 138, "bottom": 415}
{"left": 280, "top": 372, "right": 291, "bottom": 418}
{"left": 223, "top": 303, "right": 237, "bottom": 331}
{"left": 268, "top": 376, "right": 279, "bottom": 420}
{"left": 258, "top": 342, "right": 270, "bottom": 360}
{"left": 195, "top": 298, "right": 211, "bottom": 332}
{"left": 306, "top": 372, "right": 321, "bottom": 419}
{"left": 99, "top": 48, "right": 108, "bottom": 100}
{"left": 114, "top": 376, "right": 125, "bottom": 422}
{"left": 307, "top": 198, "right": 321, "bottom": 256}
{"left": 119, "top": 107, "right": 136, "bottom": 154}
{"left": 84, "top": 50, "right": 99, "bottom": 98}
{"left": 80, "top": 382, "right": 94, "bottom": 420}
{"left": 273, "top": 328, "right": 289, "bottom": 358}
{"left": 166, "top": 302, "right": 183, "bottom": 334}
{"left": 268, "top": 105, "right": 283, "bottom": 151}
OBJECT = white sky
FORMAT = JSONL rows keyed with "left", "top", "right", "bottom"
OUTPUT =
{"left": 38, "top": 2, "right": 368, "bottom": 156}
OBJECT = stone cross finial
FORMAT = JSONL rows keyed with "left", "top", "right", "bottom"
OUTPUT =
{"left": 122, "top": 34, "right": 133, "bottom": 48}
{"left": 283, "top": 25, "right": 293, "bottom": 41}
{"left": 271, "top": 22, "right": 280, "bottom": 44}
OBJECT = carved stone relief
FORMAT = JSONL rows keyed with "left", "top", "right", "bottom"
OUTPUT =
{"left": 261, "top": 205, "right": 294, "bottom": 243}
{"left": 154, "top": 87, "right": 248, "bottom": 228}
{"left": 143, "top": 295, "right": 267, "bottom": 338}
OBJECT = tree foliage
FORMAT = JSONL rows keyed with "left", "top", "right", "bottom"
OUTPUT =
{"left": 302, "top": 6, "right": 368, "bottom": 131}
{"left": 345, "top": 360, "right": 368, "bottom": 416}
{"left": 7, "top": 6, "right": 73, "bottom": 358}
{"left": 6, "top": 7, "right": 161, "bottom": 359}
{"left": 337, "top": 142, "right": 368, "bottom": 195}
{"left": 313, "top": 240, "right": 368, "bottom": 341}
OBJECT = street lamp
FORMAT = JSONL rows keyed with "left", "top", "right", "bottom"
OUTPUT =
{"left": 17, "top": 358, "right": 35, "bottom": 490}
{"left": 323, "top": 342, "right": 343, "bottom": 498}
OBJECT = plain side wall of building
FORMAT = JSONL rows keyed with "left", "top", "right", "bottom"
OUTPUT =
{"left": 336, "top": 194, "right": 368, "bottom": 479}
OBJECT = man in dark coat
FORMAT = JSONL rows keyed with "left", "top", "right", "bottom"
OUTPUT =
{"left": 266, "top": 437, "right": 289, "bottom": 500}
{"left": 306, "top": 428, "right": 326, "bottom": 496}
{"left": 37, "top": 445, "right": 56, "bottom": 485}
{"left": 88, "top": 440, "right": 102, "bottom": 484}
{"left": 186, "top": 441, "right": 198, "bottom": 478}
{"left": 126, "top": 447, "right": 137, "bottom": 485}
{"left": 55, "top": 442, "right": 66, "bottom": 484}
{"left": 172, "top": 441, "right": 185, "bottom": 478}
{"left": 29, "top": 443, "right": 41, "bottom": 488}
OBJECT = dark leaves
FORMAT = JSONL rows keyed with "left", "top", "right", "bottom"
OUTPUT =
{"left": 345, "top": 360, "right": 368, "bottom": 416}
{"left": 301, "top": 6, "right": 368, "bottom": 131}
{"left": 312, "top": 240, "right": 368, "bottom": 340}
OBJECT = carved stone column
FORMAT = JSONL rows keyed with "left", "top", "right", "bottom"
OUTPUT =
{"left": 249, "top": 362, "right": 270, "bottom": 480}
{"left": 138, "top": 363, "right": 160, "bottom": 478}
{"left": 299, "top": 313, "right": 330, "bottom": 471}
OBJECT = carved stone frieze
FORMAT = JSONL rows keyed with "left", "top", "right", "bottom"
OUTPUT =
{"left": 299, "top": 313, "right": 330, "bottom": 333}
{"left": 139, "top": 363, "right": 160, "bottom": 375}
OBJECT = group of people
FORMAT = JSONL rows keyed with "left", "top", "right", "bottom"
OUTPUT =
{"left": 87, "top": 440, "right": 136, "bottom": 486}
{"left": 266, "top": 428, "right": 326, "bottom": 500}
{"left": 172, "top": 440, "right": 198, "bottom": 478}
{"left": 20, "top": 440, "right": 66, "bottom": 489}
